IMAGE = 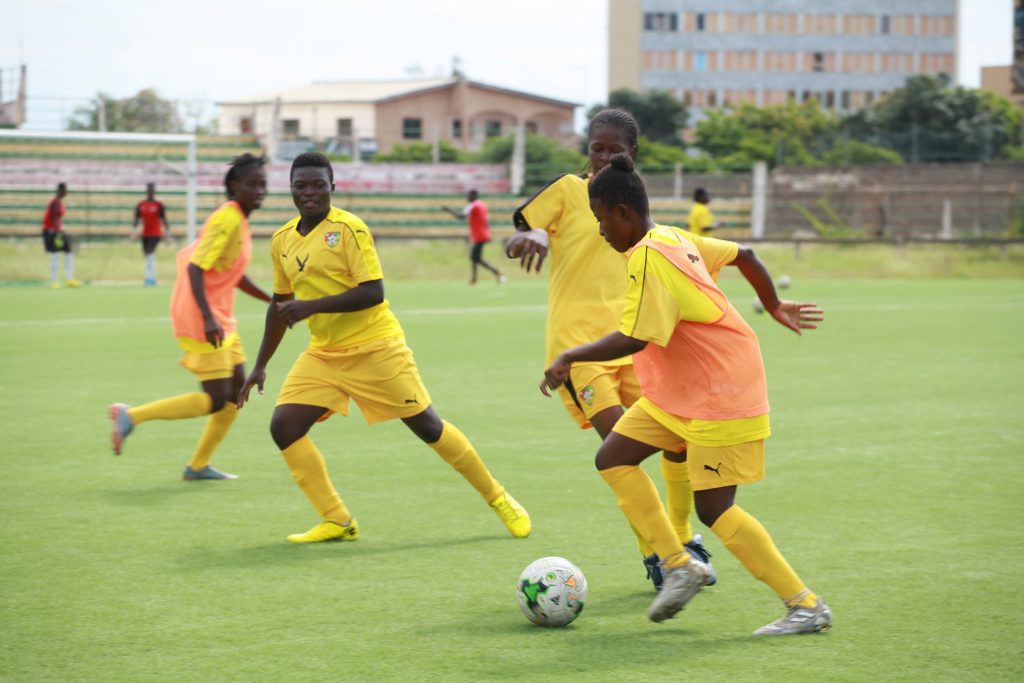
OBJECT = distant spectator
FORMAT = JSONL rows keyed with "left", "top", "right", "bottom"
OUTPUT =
{"left": 133, "top": 183, "right": 170, "bottom": 286}
{"left": 42, "top": 182, "right": 80, "bottom": 288}
{"left": 442, "top": 190, "right": 506, "bottom": 285}
{"left": 688, "top": 187, "right": 720, "bottom": 236}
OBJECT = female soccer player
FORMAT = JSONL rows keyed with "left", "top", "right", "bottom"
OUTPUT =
{"left": 42, "top": 182, "right": 80, "bottom": 288}
{"left": 109, "top": 154, "right": 272, "bottom": 480}
{"left": 132, "top": 183, "right": 171, "bottom": 286}
{"left": 506, "top": 109, "right": 806, "bottom": 589}
{"left": 236, "top": 152, "right": 530, "bottom": 543}
{"left": 541, "top": 153, "right": 830, "bottom": 634}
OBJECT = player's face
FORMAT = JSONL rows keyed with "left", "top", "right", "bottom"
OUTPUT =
{"left": 231, "top": 167, "right": 267, "bottom": 213}
{"left": 590, "top": 197, "right": 633, "bottom": 252}
{"left": 290, "top": 167, "right": 334, "bottom": 217}
{"left": 588, "top": 124, "right": 634, "bottom": 174}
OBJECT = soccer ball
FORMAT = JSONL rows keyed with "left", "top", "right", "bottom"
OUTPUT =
{"left": 752, "top": 296, "right": 765, "bottom": 314}
{"left": 515, "top": 556, "right": 587, "bottom": 627}
{"left": 777, "top": 275, "right": 792, "bottom": 289}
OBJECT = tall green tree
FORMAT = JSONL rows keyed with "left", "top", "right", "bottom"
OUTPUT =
{"left": 587, "top": 89, "right": 688, "bottom": 146}
{"left": 68, "top": 89, "right": 182, "bottom": 133}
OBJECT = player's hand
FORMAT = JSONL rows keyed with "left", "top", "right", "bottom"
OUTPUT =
{"left": 203, "top": 315, "right": 225, "bottom": 348}
{"left": 237, "top": 367, "right": 266, "bottom": 408}
{"left": 505, "top": 232, "right": 548, "bottom": 273}
{"left": 540, "top": 355, "right": 572, "bottom": 396}
{"left": 275, "top": 299, "right": 314, "bottom": 327}
{"left": 769, "top": 300, "right": 823, "bottom": 335}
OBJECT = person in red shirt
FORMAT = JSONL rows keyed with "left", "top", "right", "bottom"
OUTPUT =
{"left": 42, "top": 182, "right": 79, "bottom": 288}
{"left": 442, "top": 189, "right": 505, "bottom": 285}
{"left": 132, "top": 183, "right": 171, "bottom": 286}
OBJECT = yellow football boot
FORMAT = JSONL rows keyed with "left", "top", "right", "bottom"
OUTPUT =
{"left": 489, "top": 492, "right": 531, "bottom": 538}
{"left": 65, "top": 279, "right": 82, "bottom": 288}
{"left": 287, "top": 518, "right": 360, "bottom": 543}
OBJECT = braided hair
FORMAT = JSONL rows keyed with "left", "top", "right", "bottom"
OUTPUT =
{"left": 588, "top": 153, "right": 650, "bottom": 217}
{"left": 291, "top": 152, "right": 334, "bottom": 183}
{"left": 224, "top": 153, "right": 266, "bottom": 198}
{"left": 587, "top": 108, "right": 640, "bottom": 154}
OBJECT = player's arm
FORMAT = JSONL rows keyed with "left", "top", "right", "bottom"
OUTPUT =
{"left": 730, "top": 246, "right": 822, "bottom": 335}
{"left": 506, "top": 179, "right": 565, "bottom": 272}
{"left": 159, "top": 203, "right": 170, "bottom": 235}
{"left": 274, "top": 279, "right": 384, "bottom": 327}
{"left": 132, "top": 204, "right": 141, "bottom": 236}
{"left": 51, "top": 202, "right": 63, "bottom": 231}
{"left": 238, "top": 292, "right": 293, "bottom": 408}
{"left": 540, "top": 332, "right": 646, "bottom": 396}
{"left": 236, "top": 274, "right": 272, "bottom": 303}
{"left": 186, "top": 263, "right": 225, "bottom": 347}
{"left": 440, "top": 204, "right": 464, "bottom": 220}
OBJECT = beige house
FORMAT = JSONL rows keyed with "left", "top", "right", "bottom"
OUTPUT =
{"left": 980, "top": 66, "right": 1024, "bottom": 108}
{"left": 217, "top": 77, "right": 578, "bottom": 159}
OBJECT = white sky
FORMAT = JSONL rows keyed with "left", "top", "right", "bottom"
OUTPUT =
{"left": 1, "top": 0, "right": 1015, "bottom": 130}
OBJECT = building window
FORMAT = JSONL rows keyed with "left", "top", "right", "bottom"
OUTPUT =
{"left": 282, "top": 119, "right": 300, "bottom": 136}
{"left": 644, "top": 12, "right": 677, "bottom": 32}
{"left": 841, "top": 90, "right": 851, "bottom": 109}
{"left": 695, "top": 51, "right": 708, "bottom": 71}
{"left": 682, "top": 91, "right": 693, "bottom": 107}
{"left": 881, "top": 15, "right": 891, "bottom": 34}
{"left": 825, "top": 91, "right": 836, "bottom": 108}
{"left": 452, "top": 118, "right": 462, "bottom": 138}
{"left": 239, "top": 117, "right": 253, "bottom": 134}
{"left": 812, "top": 52, "right": 824, "bottom": 72}
{"left": 696, "top": 13, "right": 706, "bottom": 31}
{"left": 485, "top": 119, "right": 502, "bottom": 137}
{"left": 525, "top": 121, "right": 538, "bottom": 134}
{"left": 336, "top": 118, "right": 352, "bottom": 137}
{"left": 402, "top": 118, "right": 422, "bottom": 140}
{"left": 707, "top": 90, "right": 718, "bottom": 107}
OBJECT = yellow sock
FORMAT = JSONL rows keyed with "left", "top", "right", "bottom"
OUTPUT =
{"left": 127, "top": 393, "right": 212, "bottom": 425}
{"left": 599, "top": 465, "right": 688, "bottom": 569}
{"left": 188, "top": 403, "right": 237, "bottom": 470}
{"left": 661, "top": 454, "right": 695, "bottom": 544}
{"left": 629, "top": 521, "right": 656, "bottom": 557}
{"left": 281, "top": 436, "right": 350, "bottom": 525}
{"left": 711, "top": 505, "right": 817, "bottom": 608}
{"left": 430, "top": 421, "right": 503, "bottom": 503}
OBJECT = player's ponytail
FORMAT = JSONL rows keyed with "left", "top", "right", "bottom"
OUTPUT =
{"left": 588, "top": 152, "right": 650, "bottom": 217}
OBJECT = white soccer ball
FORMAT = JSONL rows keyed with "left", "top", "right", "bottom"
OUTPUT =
{"left": 752, "top": 296, "right": 765, "bottom": 314}
{"left": 777, "top": 275, "right": 792, "bottom": 289}
{"left": 515, "top": 556, "right": 587, "bottom": 627}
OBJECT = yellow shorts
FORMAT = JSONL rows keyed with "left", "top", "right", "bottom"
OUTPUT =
{"left": 613, "top": 400, "right": 765, "bottom": 491}
{"left": 276, "top": 336, "right": 431, "bottom": 425}
{"left": 559, "top": 362, "right": 642, "bottom": 429}
{"left": 178, "top": 336, "right": 246, "bottom": 381}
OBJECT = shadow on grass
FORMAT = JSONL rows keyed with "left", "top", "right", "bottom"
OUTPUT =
{"left": 175, "top": 532, "right": 508, "bottom": 571}
{"left": 100, "top": 483, "right": 230, "bottom": 507}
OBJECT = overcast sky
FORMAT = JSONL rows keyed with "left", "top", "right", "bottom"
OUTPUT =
{"left": 1, "top": 0, "right": 1015, "bottom": 130}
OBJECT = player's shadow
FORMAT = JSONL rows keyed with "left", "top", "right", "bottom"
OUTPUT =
{"left": 176, "top": 533, "right": 506, "bottom": 571}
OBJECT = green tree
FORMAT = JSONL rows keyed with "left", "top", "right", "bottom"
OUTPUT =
{"left": 587, "top": 89, "right": 688, "bottom": 146}
{"left": 68, "top": 89, "right": 182, "bottom": 133}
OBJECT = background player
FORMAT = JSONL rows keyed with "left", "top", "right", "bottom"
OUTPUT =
{"left": 237, "top": 152, "right": 530, "bottom": 543}
{"left": 441, "top": 189, "right": 505, "bottom": 285}
{"left": 132, "top": 182, "right": 171, "bottom": 286}
{"left": 109, "top": 154, "right": 272, "bottom": 480}
{"left": 505, "top": 109, "right": 804, "bottom": 589}
{"left": 542, "top": 153, "right": 829, "bottom": 633}
{"left": 688, "top": 187, "right": 719, "bottom": 236}
{"left": 42, "top": 182, "right": 79, "bottom": 288}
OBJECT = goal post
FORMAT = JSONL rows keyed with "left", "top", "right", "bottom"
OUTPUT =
{"left": 0, "top": 129, "right": 199, "bottom": 241}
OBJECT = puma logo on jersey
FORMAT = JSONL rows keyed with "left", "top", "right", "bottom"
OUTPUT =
{"left": 296, "top": 255, "right": 310, "bottom": 272}
{"left": 687, "top": 254, "right": 700, "bottom": 263}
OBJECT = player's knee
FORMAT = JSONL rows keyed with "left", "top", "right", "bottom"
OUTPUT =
{"left": 694, "top": 500, "right": 729, "bottom": 528}
{"left": 207, "top": 392, "right": 228, "bottom": 413}
{"left": 270, "top": 418, "right": 300, "bottom": 450}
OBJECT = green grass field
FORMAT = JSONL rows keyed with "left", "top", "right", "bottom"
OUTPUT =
{"left": 1, "top": 261, "right": 1023, "bottom": 680}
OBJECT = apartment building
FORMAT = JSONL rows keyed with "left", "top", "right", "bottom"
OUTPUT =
{"left": 609, "top": 0, "right": 958, "bottom": 121}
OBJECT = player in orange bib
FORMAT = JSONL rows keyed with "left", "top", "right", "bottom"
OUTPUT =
{"left": 237, "top": 152, "right": 530, "bottom": 543}
{"left": 508, "top": 109, "right": 811, "bottom": 591}
{"left": 108, "top": 154, "right": 272, "bottom": 480}
{"left": 541, "top": 153, "right": 830, "bottom": 634}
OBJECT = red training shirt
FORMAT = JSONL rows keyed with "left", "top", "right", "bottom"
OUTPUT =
{"left": 136, "top": 200, "right": 166, "bottom": 237}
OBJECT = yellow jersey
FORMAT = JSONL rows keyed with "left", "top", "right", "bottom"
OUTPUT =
{"left": 688, "top": 203, "right": 716, "bottom": 236}
{"left": 270, "top": 207, "right": 403, "bottom": 349}
{"left": 514, "top": 173, "right": 630, "bottom": 365}
{"left": 620, "top": 225, "right": 769, "bottom": 446}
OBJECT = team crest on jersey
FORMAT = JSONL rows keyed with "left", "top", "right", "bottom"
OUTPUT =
{"left": 579, "top": 385, "right": 595, "bottom": 406}
{"left": 324, "top": 231, "right": 341, "bottom": 248}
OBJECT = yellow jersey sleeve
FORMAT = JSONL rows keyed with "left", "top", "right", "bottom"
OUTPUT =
{"left": 675, "top": 229, "right": 739, "bottom": 279}
{"left": 515, "top": 174, "right": 568, "bottom": 235}
{"left": 620, "top": 247, "right": 726, "bottom": 345}
{"left": 340, "top": 215, "right": 384, "bottom": 283}
{"left": 270, "top": 228, "right": 294, "bottom": 295}
{"left": 688, "top": 204, "right": 715, "bottom": 236}
{"left": 191, "top": 203, "right": 243, "bottom": 272}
